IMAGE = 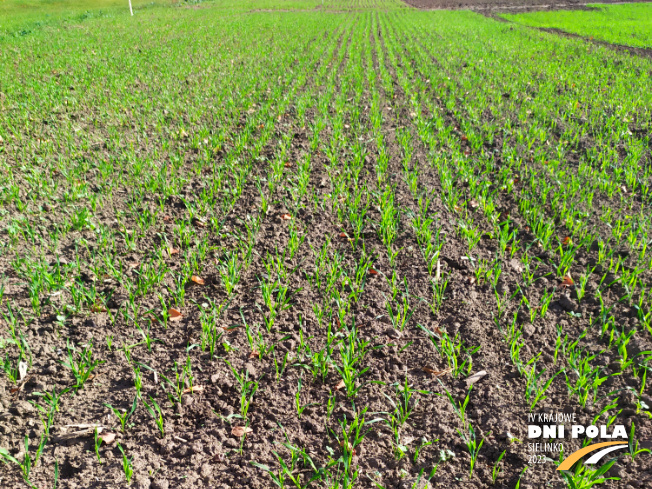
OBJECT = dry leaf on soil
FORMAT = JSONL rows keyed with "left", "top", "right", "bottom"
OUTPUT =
{"left": 98, "top": 432, "right": 116, "bottom": 444}
{"left": 561, "top": 275, "right": 574, "bottom": 287}
{"left": 169, "top": 308, "right": 183, "bottom": 321}
{"left": 334, "top": 379, "right": 346, "bottom": 390}
{"left": 280, "top": 213, "right": 292, "bottom": 220}
{"left": 231, "top": 426, "right": 253, "bottom": 437}
{"left": 18, "top": 361, "right": 28, "bottom": 381}
{"left": 190, "top": 275, "right": 205, "bottom": 285}
{"left": 422, "top": 367, "right": 451, "bottom": 378}
{"left": 182, "top": 385, "right": 205, "bottom": 395}
{"left": 402, "top": 435, "right": 415, "bottom": 445}
{"left": 465, "top": 370, "right": 487, "bottom": 387}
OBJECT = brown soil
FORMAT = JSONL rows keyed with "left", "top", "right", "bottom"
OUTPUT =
{"left": 1, "top": 6, "right": 652, "bottom": 489}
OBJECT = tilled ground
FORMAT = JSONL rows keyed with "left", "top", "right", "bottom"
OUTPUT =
{"left": 1, "top": 3, "right": 652, "bottom": 489}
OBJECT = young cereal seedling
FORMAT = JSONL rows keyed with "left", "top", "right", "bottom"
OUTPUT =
{"left": 94, "top": 428, "right": 103, "bottom": 464}
{"left": 117, "top": 443, "right": 134, "bottom": 483}
{"left": 104, "top": 396, "right": 138, "bottom": 432}
{"left": 273, "top": 350, "right": 290, "bottom": 382}
{"left": 333, "top": 327, "right": 370, "bottom": 398}
{"left": 559, "top": 457, "right": 619, "bottom": 488}
{"left": 61, "top": 340, "right": 103, "bottom": 392}
{"left": 441, "top": 382, "right": 472, "bottom": 429}
{"left": 492, "top": 449, "right": 506, "bottom": 484}
{"left": 226, "top": 360, "right": 260, "bottom": 420}
{"left": 0, "top": 434, "right": 49, "bottom": 487}
{"left": 160, "top": 361, "right": 187, "bottom": 407}
{"left": 143, "top": 396, "right": 166, "bottom": 438}
{"left": 524, "top": 363, "right": 564, "bottom": 411}
{"left": 457, "top": 424, "right": 489, "bottom": 479}
{"left": 251, "top": 441, "right": 322, "bottom": 489}
{"left": 330, "top": 407, "right": 383, "bottom": 483}
{"left": 295, "top": 378, "right": 318, "bottom": 419}
{"left": 625, "top": 422, "right": 651, "bottom": 461}
{"left": 413, "top": 437, "right": 437, "bottom": 463}
{"left": 133, "top": 364, "right": 143, "bottom": 399}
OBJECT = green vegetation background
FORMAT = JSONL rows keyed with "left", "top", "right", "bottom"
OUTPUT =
{"left": 0, "top": 0, "right": 331, "bottom": 37}
{"left": 504, "top": 3, "right": 652, "bottom": 49}
{"left": 0, "top": 0, "right": 170, "bottom": 35}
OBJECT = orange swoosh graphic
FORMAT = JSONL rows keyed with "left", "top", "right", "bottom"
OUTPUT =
{"left": 557, "top": 442, "right": 628, "bottom": 471}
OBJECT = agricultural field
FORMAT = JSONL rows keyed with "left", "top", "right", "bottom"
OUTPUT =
{"left": 0, "top": 0, "right": 172, "bottom": 38}
{"left": 503, "top": 3, "right": 652, "bottom": 49}
{"left": 1, "top": 1, "right": 652, "bottom": 489}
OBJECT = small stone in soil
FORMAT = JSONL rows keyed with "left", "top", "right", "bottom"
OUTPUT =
{"left": 384, "top": 327, "right": 401, "bottom": 339}
{"left": 200, "top": 463, "right": 213, "bottom": 478}
{"left": 244, "top": 363, "right": 257, "bottom": 377}
{"left": 558, "top": 294, "right": 578, "bottom": 312}
{"left": 44, "top": 365, "right": 58, "bottom": 375}
{"left": 522, "top": 323, "right": 536, "bottom": 338}
{"left": 11, "top": 401, "right": 34, "bottom": 416}
{"left": 191, "top": 440, "right": 204, "bottom": 454}
{"left": 134, "top": 476, "right": 151, "bottom": 489}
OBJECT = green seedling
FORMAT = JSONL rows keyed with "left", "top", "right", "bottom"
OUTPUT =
{"left": 104, "top": 396, "right": 138, "bottom": 432}
{"left": 559, "top": 458, "right": 619, "bottom": 488}
{"left": 251, "top": 441, "right": 322, "bottom": 489}
{"left": 414, "top": 437, "right": 437, "bottom": 463}
{"left": 143, "top": 396, "right": 165, "bottom": 438}
{"left": 457, "top": 424, "right": 488, "bottom": 479}
{"left": 0, "top": 434, "right": 48, "bottom": 487}
{"left": 333, "top": 327, "right": 370, "bottom": 398}
{"left": 295, "top": 378, "right": 318, "bottom": 419}
{"left": 94, "top": 428, "right": 103, "bottom": 464}
{"left": 625, "top": 422, "right": 650, "bottom": 461}
{"left": 492, "top": 449, "right": 506, "bottom": 484}
{"left": 273, "top": 351, "right": 290, "bottom": 382}
{"left": 441, "top": 382, "right": 472, "bottom": 429}
{"left": 117, "top": 443, "right": 134, "bottom": 483}
{"left": 524, "top": 363, "right": 564, "bottom": 411}
{"left": 226, "top": 360, "right": 260, "bottom": 420}
{"left": 61, "top": 340, "right": 103, "bottom": 392}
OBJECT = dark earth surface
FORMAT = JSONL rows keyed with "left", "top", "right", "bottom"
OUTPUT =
{"left": 1, "top": 2, "right": 652, "bottom": 489}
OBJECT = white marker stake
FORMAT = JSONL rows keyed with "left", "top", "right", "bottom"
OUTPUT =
{"left": 129, "top": 0, "right": 133, "bottom": 16}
